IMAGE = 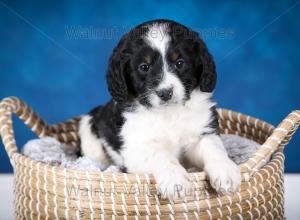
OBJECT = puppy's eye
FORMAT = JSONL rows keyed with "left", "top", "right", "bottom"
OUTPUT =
{"left": 175, "top": 59, "right": 185, "bottom": 69}
{"left": 139, "top": 63, "right": 150, "bottom": 72}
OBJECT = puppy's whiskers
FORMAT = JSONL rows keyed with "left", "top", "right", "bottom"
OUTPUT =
{"left": 137, "top": 90, "right": 153, "bottom": 101}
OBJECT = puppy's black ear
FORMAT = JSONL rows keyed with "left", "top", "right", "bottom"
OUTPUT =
{"left": 106, "top": 37, "right": 131, "bottom": 104}
{"left": 193, "top": 34, "right": 217, "bottom": 93}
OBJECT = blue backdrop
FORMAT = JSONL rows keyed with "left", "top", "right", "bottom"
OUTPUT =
{"left": 0, "top": 0, "right": 299, "bottom": 173}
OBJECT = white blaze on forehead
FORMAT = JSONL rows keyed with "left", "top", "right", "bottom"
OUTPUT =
{"left": 145, "top": 23, "right": 170, "bottom": 56}
{"left": 144, "top": 23, "right": 185, "bottom": 106}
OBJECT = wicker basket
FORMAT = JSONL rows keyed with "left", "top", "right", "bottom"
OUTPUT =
{"left": 0, "top": 97, "right": 299, "bottom": 220}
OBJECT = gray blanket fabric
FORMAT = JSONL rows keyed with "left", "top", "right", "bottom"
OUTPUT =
{"left": 22, "top": 134, "right": 260, "bottom": 172}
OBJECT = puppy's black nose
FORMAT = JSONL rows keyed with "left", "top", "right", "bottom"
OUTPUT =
{"left": 156, "top": 88, "right": 173, "bottom": 101}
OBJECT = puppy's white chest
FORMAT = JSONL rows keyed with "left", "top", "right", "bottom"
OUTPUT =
{"left": 121, "top": 91, "right": 215, "bottom": 150}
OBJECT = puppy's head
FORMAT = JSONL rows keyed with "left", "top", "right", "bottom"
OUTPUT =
{"left": 106, "top": 19, "right": 216, "bottom": 107}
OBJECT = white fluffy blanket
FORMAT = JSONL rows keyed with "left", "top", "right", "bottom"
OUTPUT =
{"left": 22, "top": 135, "right": 260, "bottom": 172}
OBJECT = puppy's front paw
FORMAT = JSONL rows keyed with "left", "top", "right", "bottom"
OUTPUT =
{"left": 205, "top": 159, "right": 241, "bottom": 194}
{"left": 156, "top": 167, "right": 192, "bottom": 200}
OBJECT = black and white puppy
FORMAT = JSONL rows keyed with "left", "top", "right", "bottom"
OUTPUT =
{"left": 79, "top": 19, "right": 241, "bottom": 198}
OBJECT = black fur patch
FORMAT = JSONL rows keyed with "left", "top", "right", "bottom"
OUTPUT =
{"left": 89, "top": 101, "right": 124, "bottom": 152}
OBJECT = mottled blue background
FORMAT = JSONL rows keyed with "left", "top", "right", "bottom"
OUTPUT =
{"left": 0, "top": 0, "right": 299, "bottom": 173}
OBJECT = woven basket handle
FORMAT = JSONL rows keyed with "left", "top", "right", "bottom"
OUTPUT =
{"left": 240, "top": 110, "right": 300, "bottom": 174}
{"left": 0, "top": 97, "right": 52, "bottom": 159}
{"left": 0, "top": 97, "right": 80, "bottom": 161}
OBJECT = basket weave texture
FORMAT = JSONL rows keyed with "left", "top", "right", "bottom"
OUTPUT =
{"left": 0, "top": 97, "right": 299, "bottom": 220}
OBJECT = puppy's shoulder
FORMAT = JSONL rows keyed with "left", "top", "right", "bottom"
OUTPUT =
{"left": 89, "top": 100, "right": 115, "bottom": 120}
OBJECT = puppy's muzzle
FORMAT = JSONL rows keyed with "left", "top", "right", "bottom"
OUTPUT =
{"left": 156, "top": 88, "right": 173, "bottom": 102}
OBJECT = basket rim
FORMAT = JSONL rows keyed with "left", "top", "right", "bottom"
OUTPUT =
{"left": 8, "top": 110, "right": 274, "bottom": 180}
{"left": 0, "top": 96, "right": 299, "bottom": 181}
{"left": 10, "top": 142, "right": 285, "bottom": 182}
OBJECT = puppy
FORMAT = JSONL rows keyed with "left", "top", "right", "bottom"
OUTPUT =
{"left": 79, "top": 19, "right": 241, "bottom": 199}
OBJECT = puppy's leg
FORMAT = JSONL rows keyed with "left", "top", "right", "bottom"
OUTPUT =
{"left": 79, "top": 115, "right": 111, "bottom": 167}
{"left": 186, "top": 134, "right": 241, "bottom": 194}
{"left": 123, "top": 147, "right": 192, "bottom": 199}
